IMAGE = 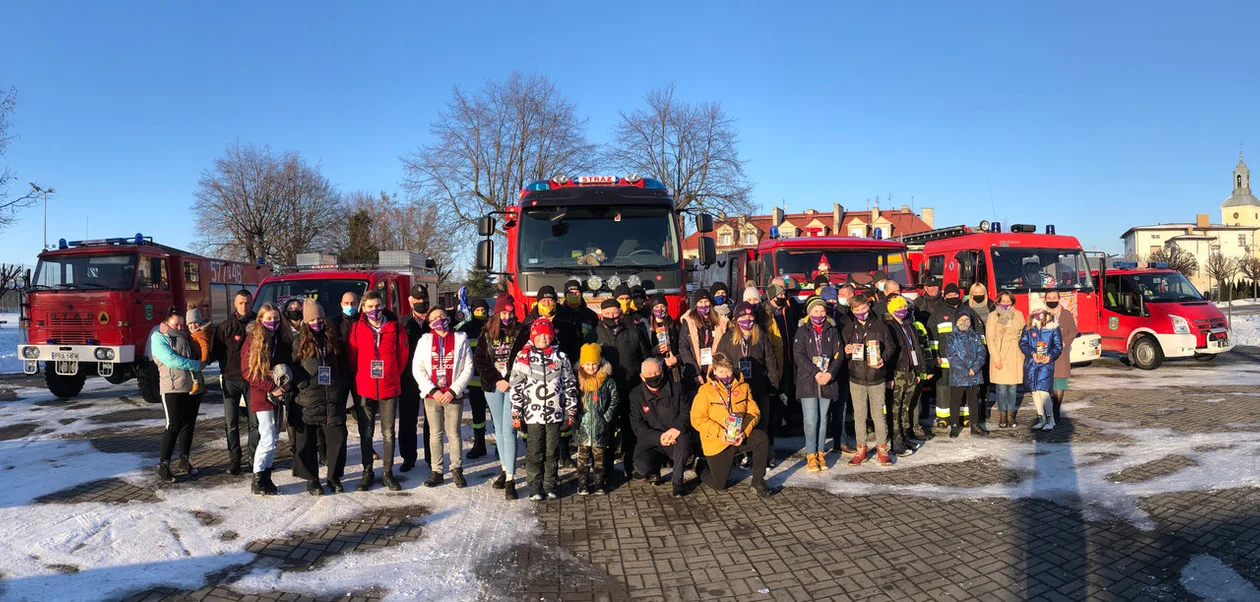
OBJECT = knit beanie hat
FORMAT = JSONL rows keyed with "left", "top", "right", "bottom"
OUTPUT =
{"left": 564, "top": 279, "right": 583, "bottom": 293}
{"left": 302, "top": 298, "right": 325, "bottom": 322}
{"left": 820, "top": 287, "right": 838, "bottom": 302}
{"left": 887, "top": 295, "right": 909, "bottom": 314}
{"left": 530, "top": 319, "right": 554, "bottom": 339}
{"left": 185, "top": 307, "right": 204, "bottom": 326}
{"left": 734, "top": 301, "right": 757, "bottom": 319}
{"left": 493, "top": 293, "right": 514, "bottom": 314}
{"left": 470, "top": 297, "right": 489, "bottom": 311}
{"left": 650, "top": 292, "right": 669, "bottom": 309}
{"left": 613, "top": 284, "right": 632, "bottom": 298}
{"left": 709, "top": 281, "right": 729, "bottom": 296}
{"left": 806, "top": 296, "right": 828, "bottom": 314}
{"left": 944, "top": 283, "right": 961, "bottom": 297}
{"left": 537, "top": 285, "right": 558, "bottom": 301}
{"left": 742, "top": 286, "right": 761, "bottom": 303}
{"left": 579, "top": 343, "right": 602, "bottom": 365}
{"left": 691, "top": 289, "right": 712, "bottom": 305}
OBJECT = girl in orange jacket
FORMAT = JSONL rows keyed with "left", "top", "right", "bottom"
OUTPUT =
{"left": 689, "top": 353, "right": 779, "bottom": 497}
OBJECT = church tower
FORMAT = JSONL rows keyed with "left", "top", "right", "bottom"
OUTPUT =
{"left": 1222, "top": 151, "right": 1260, "bottom": 227}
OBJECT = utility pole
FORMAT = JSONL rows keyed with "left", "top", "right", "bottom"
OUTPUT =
{"left": 29, "top": 183, "right": 55, "bottom": 250}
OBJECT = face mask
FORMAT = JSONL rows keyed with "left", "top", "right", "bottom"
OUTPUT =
{"left": 473, "top": 309, "right": 487, "bottom": 320}
{"left": 602, "top": 317, "right": 618, "bottom": 328}
{"left": 645, "top": 375, "right": 666, "bottom": 389}
{"left": 432, "top": 318, "right": 450, "bottom": 332}
{"left": 999, "top": 302, "right": 1013, "bottom": 310}
{"left": 716, "top": 374, "right": 733, "bottom": 385}
{"left": 309, "top": 321, "right": 323, "bottom": 332}
{"left": 773, "top": 297, "right": 785, "bottom": 307}
{"left": 946, "top": 296, "right": 962, "bottom": 307}
{"left": 341, "top": 305, "right": 355, "bottom": 317}
{"left": 810, "top": 314, "right": 827, "bottom": 325}
{"left": 893, "top": 308, "right": 909, "bottom": 321}
{"left": 263, "top": 319, "right": 278, "bottom": 331}
{"left": 565, "top": 294, "right": 582, "bottom": 307}
{"left": 713, "top": 295, "right": 727, "bottom": 305}
{"left": 958, "top": 321, "right": 971, "bottom": 331}
{"left": 854, "top": 309, "right": 870, "bottom": 321}
{"left": 500, "top": 315, "right": 515, "bottom": 326}
{"left": 837, "top": 297, "right": 850, "bottom": 307}
{"left": 538, "top": 304, "right": 554, "bottom": 317}
{"left": 285, "top": 309, "right": 302, "bottom": 321}
{"left": 1045, "top": 301, "right": 1060, "bottom": 310}
{"left": 737, "top": 318, "right": 755, "bottom": 330}
{"left": 618, "top": 299, "right": 631, "bottom": 312}
{"left": 972, "top": 295, "right": 986, "bottom": 303}
{"left": 633, "top": 297, "right": 646, "bottom": 309}
{"left": 364, "top": 308, "right": 383, "bottom": 322}
{"left": 696, "top": 304, "right": 711, "bottom": 316}
{"left": 412, "top": 301, "right": 429, "bottom": 315}
{"left": 652, "top": 308, "right": 668, "bottom": 320}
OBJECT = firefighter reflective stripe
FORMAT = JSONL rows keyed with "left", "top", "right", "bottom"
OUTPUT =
{"left": 980, "top": 335, "right": 987, "bottom": 344}
{"left": 472, "top": 421, "right": 486, "bottom": 429}
{"left": 926, "top": 339, "right": 940, "bottom": 351}
{"left": 935, "top": 404, "right": 952, "bottom": 418}
{"left": 960, "top": 406, "right": 970, "bottom": 416}
{"left": 937, "top": 322, "right": 953, "bottom": 333}
{"left": 468, "top": 338, "right": 480, "bottom": 387}
{"left": 939, "top": 358, "right": 951, "bottom": 368}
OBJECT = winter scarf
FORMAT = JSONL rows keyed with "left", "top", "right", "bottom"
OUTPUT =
{"left": 431, "top": 331, "right": 455, "bottom": 390}
{"left": 994, "top": 304, "right": 1016, "bottom": 326}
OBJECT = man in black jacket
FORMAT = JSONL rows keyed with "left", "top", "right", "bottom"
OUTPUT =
{"left": 559, "top": 279, "right": 599, "bottom": 342}
{"left": 590, "top": 298, "right": 652, "bottom": 479}
{"left": 212, "top": 289, "right": 255, "bottom": 475}
{"left": 398, "top": 284, "right": 431, "bottom": 472}
{"left": 630, "top": 358, "right": 694, "bottom": 497}
{"left": 458, "top": 298, "right": 490, "bottom": 459}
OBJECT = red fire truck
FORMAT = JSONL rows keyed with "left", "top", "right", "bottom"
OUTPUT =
{"left": 251, "top": 251, "right": 438, "bottom": 321}
{"left": 902, "top": 223, "right": 1104, "bottom": 364}
{"left": 1095, "top": 261, "right": 1232, "bottom": 369}
{"left": 695, "top": 230, "right": 913, "bottom": 302}
{"left": 473, "top": 175, "right": 716, "bottom": 318}
{"left": 17, "top": 234, "right": 271, "bottom": 402}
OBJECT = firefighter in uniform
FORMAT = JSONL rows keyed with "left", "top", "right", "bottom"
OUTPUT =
{"left": 924, "top": 283, "right": 979, "bottom": 428}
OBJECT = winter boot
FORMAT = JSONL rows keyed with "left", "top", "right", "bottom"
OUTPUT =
{"left": 949, "top": 424, "right": 963, "bottom": 438}
{"left": 228, "top": 455, "right": 242, "bottom": 476}
{"left": 1042, "top": 415, "right": 1056, "bottom": 431}
{"left": 328, "top": 478, "right": 343, "bottom": 494}
{"left": 452, "top": 468, "right": 467, "bottom": 488}
{"left": 848, "top": 446, "right": 869, "bottom": 466}
{"left": 892, "top": 437, "right": 909, "bottom": 458}
{"left": 816, "top": 452, "right": 829, "bottom": 471}
{"left": 177, "top": 456, "right": 197, "bottom": 476}
{"left": 806, "top": 453, "right": 820, "bottom": 473}
{"left": 251, "top": 473, "right": 264, "bottom": 495}
{"left": 306, "top": 480, "right": 324, "bottom": 496}
{"left": 999, "top": 411, "right": 1010, "bottom": 429}
{"left": 504, "top": 480, "right": 518, "bottom": 500}
{"left": 260, "top": 469, "right": 279, "bottom": 495}
{"left": 912, "top": 425, "right": 935, "bottom": 441}
{"left": 876, "top": 444, "right": 893, "bottom": 466}
{"left": 423, "top": 472, "right": 444, "bottom": 488}
{"left": 467, "top": 428, "right": 487, "bottom": 459}
{"left": 1031, "top": 415, "right": 1046, "bottom": 431}
{"left": 157, "top": 461, "right": 175, "bottom": 484}
{"left": 358, "top": 468, "right": 375, "bottom": 492}
{"left": 492, "top": 471, "right": 507, "bottom": 490}
{"left": 970, "top": 424, "right": 989, "bottom": 437}
{"left": 382, "top": 470, "right": 402, "bottom": 491}
{"left": 1008, "top": 410, "right": 1018, "bottom": 428}
{"left": 399, "top": 459, "right": 416, "bottom": 473}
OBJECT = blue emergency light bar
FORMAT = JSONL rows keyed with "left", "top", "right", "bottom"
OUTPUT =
{"left": 1150, "top": 262, "right": 1169, "bottom": 269}
{"left": 769, "top": 225, "right": 780, "bottom": 239}
{"left": 62, "top": 233, "right": 150, "bottom": 249}
{"left": 1113, "top": 261, "right": 1139, "bottom": 269}
{"left": 521, "top": 175, "right": 668, "bottom": 194}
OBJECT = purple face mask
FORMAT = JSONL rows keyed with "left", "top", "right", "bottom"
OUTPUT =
{"left": 737, "top": 318, "right": 756, "bottom": 330}
{"left": 893, "top": 308, "right": 909, "bottom": 321}
{"left": 431, "top": 318, "right": 450, "bottom": 332}
{"left": 696, "top": 304, "right": 711, "bottom": 316}
{"left": 854, "top": 309, "right": 871, "bottom": 321}
{"left": 810, "top": 314, "right": 827, "bottom": 325}
{"left": 652, "top": 308, "right": 668, "bottom": 319}
{"left": 309, "top": 321, "right": 323, "bottom": 332}
{"left": 364, "top": 308, "right": 383, "bottom": 322}
{"left": 262, "top": 319, "right": 278, "bottom": 331}
{"left": 999, "top": 302, "right": 1013, "bottom": 310}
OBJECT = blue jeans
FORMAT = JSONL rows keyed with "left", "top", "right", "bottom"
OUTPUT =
{"left": 994, "top": 384, "right": 1019, "bottom": 411}
{"left": 800, "top": 397, "right": 833, "bottom": 454}
{"left": 485, "top": 390, "right": 517, "bottom": 475}
{"left": 253, "top": 409, "right": 279, "bottom": 473}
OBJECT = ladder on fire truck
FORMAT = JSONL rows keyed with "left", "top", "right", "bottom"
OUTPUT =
{"left": 895, "top": 225, "right": 975, "bottom": 249}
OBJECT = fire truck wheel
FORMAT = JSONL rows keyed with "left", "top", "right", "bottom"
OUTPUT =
{"left": 45, "top": 371, "right": 87, "bottom": 400}
{"left": 136, "top": 362, "right": 162, "bottom": 404}
{"left": 1129, "top": 336, "right": 1163, "bottom": 371}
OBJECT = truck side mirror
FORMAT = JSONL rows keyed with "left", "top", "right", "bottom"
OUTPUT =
{"left": 696, "top": 214, "right": 715, "bottom": 234}
{"left": 425, "top": 258, "right": 436, "bottom": 269}
{"left": 697, "top": 236, "right": 717, "bottom": 267}
{"left": 477, "top": 216, "right": 496, "bottom": 238}
{"left": 475, "top": 240, "right": 495, "bottom": 272}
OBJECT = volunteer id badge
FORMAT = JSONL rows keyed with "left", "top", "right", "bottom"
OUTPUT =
{"left": 370, "top": 360, "right": 385, "bottom": 379}
{"left": 739, "top": 358, "right": 753, "bottom": 379}
{"left": 813, "top": 356, "right": 829, "bottom": 371}
{"left": 495, "top": 360, "right": 508, "bottom": 375}
{"left": 700, "top": 347, "right": 713, "bottom": 366}
{"left": 437, "top": 371, "right": 449, "bottom": 389}
{"left": 317, "top": 365, "right": 331, "bottom": 386}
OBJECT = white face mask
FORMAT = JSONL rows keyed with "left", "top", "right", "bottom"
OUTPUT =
{"left": 837, "top": 297, "right": 850, "bottom": 307}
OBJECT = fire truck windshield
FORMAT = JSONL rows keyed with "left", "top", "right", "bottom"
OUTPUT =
{"left": 1126, "top": 272, "right": 1202, "bottom": 302}
{"left": 31, "top": 254, "right": 137, "bottom": 291}
{"left": 516, "top": 206, "right": 680, "bottom": 270}
{"left": 992, "top": 247, "right": 1094, "bottom": 292}
{"left": 253, "top": 279, "right": 369, "bottom": 317}
{"left": 773, "top": 250, "right": 910, "bottom": 285}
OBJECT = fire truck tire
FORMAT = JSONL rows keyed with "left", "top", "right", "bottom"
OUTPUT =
{"left": 45, "top": 371, "right": 86, "bottom": 399}
{"left": 1129, "top": 336, "right": 1163, "bottom": 371}
{"left": 104, "top": 369, "right": 131, "bottom": 385}
{"left": 136, "top": 362, "right": 162, "bottom": 404}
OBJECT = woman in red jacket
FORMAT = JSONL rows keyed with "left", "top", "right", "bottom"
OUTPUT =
{"left": 346, "top": 291, "right": 410, "bottom": 491}
{"left": 241, "top": 303, "right": 292, "bottom": 496}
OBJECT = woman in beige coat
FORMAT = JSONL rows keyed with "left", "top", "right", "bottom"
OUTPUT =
{"left": 985, "top": 290, "right": 1026, "bottom": 428}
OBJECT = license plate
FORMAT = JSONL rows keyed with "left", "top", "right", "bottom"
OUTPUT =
{"left": 51, "top": 351, "right": 78, "bottom": 361}
{"left": 1216, "top": 338, "right": 1229, "bottom": 347}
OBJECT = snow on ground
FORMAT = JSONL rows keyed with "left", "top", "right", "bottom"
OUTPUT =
{"left": 1229, "top": 313, "right": 1260, "bottom": 347}
{"left": 0, "top": 383, "right": 539, "bottom": 602}
{"left": 1179, "top": 554, "right": 1260, "bottom": 601}
{"left": 0, "top": 312, "right": 22, "bottom": 375}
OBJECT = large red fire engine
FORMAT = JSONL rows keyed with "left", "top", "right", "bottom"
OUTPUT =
{"left": 251, "top": 251, "right": 438, "bottom": 320}
{"left": 17, "top": 234, "right": 271, "bottom": 402}
{"left": 902, "top": 223, "right": 1104, "bottom": 363}
{"left": 473, "top": 175, "right": 716, "bottom": 318}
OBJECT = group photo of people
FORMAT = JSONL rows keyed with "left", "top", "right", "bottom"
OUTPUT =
{"left": 145, "top": 272, "right": 1081, "bottom": 501}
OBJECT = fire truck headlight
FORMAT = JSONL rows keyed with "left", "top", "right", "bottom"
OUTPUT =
{"left": 627, "top": 275, "right": 642, "bottom": 288}
{"left": 587, "top": 275, "right": 603, "bottom": 291}
{"left": 21, "top": 347, "right": 40, "bottom": 359}
{"left": 1170, "top": 315, "right": 1191, "bottom": 335}
{"left": 607, "top": 275, "right": 622, "bottom": 289}
{"left": 94, "top": 348, "right": 116, "bottom": 361}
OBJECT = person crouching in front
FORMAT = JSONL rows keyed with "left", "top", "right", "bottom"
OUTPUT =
{"left": 690, "top": 352, "right": 780, "bottom": 497}
{"left": 510, "top": 319, "right": 578, "bottom": 501}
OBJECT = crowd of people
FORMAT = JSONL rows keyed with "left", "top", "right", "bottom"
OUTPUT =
{"left": 145, "top": 274, "right": 1080, "bottom": 500}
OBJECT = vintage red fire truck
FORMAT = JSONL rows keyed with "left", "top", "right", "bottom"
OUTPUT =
{"left": 473, "top": 175, "right": 716, "bottom": 318}
{"left": 1095, "top": 261, "right": 1232, "bottom": 369}
{"left": 17, "top": 234, "right": 271, "bottom": 402}
{"left": 902, "top": 223, "right": 1104, "bottom": 363}
{"left": 251, "top": 251, "right": 439, "bottom": 320}
{"left": 694, "top": 229, "right": 914, "bottom": 302}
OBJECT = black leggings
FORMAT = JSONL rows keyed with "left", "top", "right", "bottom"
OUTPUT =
{"left": 700, "top": 429, "right": 769, "bottom": 491}
{"left": 161, "top": 392, "right": 202, "bottom": 462}
{"left": 293, "top": 421, "right": 348, "bottom": 482}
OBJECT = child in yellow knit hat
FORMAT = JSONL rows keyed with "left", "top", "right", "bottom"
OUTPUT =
{"left": 572, "top": 343, "right": 620, "bottom": 495}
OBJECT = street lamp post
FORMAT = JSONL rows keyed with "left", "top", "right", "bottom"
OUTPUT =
{"left": 29, "top": 183, "right": 55, "bottom": 250}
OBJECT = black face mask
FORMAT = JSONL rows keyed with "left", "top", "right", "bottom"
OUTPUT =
{"left": 602, "top": 317, "right": 618, "bottom": 328}
{"left": 284, "top": 309, "right": 303, "bottom": 321}
{"left": 1045, "top": 301, "right": 1060, "bottom": 309}
{"left": 413, "top": 301, "right": 429, "bottom": 315}
{"left": 645, "top": 374, "right": 666, "bottom": 389}
{"left": 972, "top": 295, "right": 985, "bottom": 303}
{"left": 945, "top": 296, "right": 962, "bottom": 308}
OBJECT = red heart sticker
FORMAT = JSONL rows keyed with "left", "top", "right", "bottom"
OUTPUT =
{"left": 642, "top": 405, "right": 650, "bottom": 413}
{"left": 234, "top": 335, "right": 241, "bottom": 341}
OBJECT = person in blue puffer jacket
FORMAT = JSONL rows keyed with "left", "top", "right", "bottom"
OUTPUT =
{"left": 942, "top": 314, "right": 987, "bottom": 438}
{"left": 1019, "top": 310, "right": 1063, "bottom": 432}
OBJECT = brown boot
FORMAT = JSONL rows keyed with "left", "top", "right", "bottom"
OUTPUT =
{"left": 817, "top": 452, "right": 830, "bottom": 471}
{"left": 806, "top": 453, "right": 820, "bottom": 473}
{"left": 848, "top": 446, "right": 869, "bottom": 466}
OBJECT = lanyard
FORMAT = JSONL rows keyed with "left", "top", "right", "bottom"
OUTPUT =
{"left": 813, "top": 327, "right": 824, "bottom": 358}
{"left": 714, "top": 381, "right": 732, "bottom": 412}
{"left": 740, "top": 336, "right": 749, "bottom": 358}
{"left": 438, "top": 334, "right": 446, "bottom": 367}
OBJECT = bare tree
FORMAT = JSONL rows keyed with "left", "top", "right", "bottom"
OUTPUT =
{"left": 1205, "top": 252, "right": 1239, "bottom": 321}
{"left": 402, "top": 72, "right": 599, "bottom": 233}
{"left": 352, "top": 190, "right": 461, "bottom": 286}
{"left": 1147, "top": 244, "right": 1198, "bottom": 278}
{"left": 1238, "top": 249, "right": 1260, "bottom": 300}
{"left": 0, "top": 263, "right": 24, "bottom": 308}
{"left": 0, "top": 86, "right": 37, "bottom": 231}
{"left": 193, "top": 142, "right": 345, "bottom": 266}
{"left": 608, "top": 82, "right": 755, "bottom": 218}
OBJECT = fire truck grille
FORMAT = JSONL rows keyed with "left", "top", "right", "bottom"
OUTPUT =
{"left": 50, "top": 314, "right": 96, "bottom": 328}
{"left": 48, "top": 329, "right": 91, "bottom": 345}
{"left": 1193, "top": 318, "right": 1226, "bottom": 333}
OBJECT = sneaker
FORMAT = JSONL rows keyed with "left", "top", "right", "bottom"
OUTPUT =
{"left": 177, "top": 457, "right": 197, "bottom": 476}
{"left": 306, "top": 480, "right": 324, "bottom": 496}
{"left": 1032, "top": 416, "right": 1046, "bottom": 431}
{"left": 970, "top": 426, "right": 989, "bottom": 437}
{"left": 452, "top": 469, "right": 467, "bottom": 488}
{"left": 1042, "top": 417, "right": 1056, "bottom": 431}
{"left": 546, "top": 491, "right": 558, "bottom": 500}
{"left": 650, "top": 473, "right": 668, "bottom": 486}
{"left": 839, "top": 443, "right": 857, "bottom": 456}
{"left": 848, "top": 446, "right": 869, "bottom": 466}
{"left": 382, "top": 471, "right": 402, "bottom": 491}
{"left": 423, "top": 472, "right": 443, "bottom": 488}
{"left": 328, "top": 478, "right": 343, "bottom": 494}
{"left": 492, "top": 471, "right": 507, "bottom": 490}
{"left": 578, "top": 486, "right": 591, "bottom": 496}
{"left": 529, "top": 493, "right": 544, "bottom": 502}
{"left": 595, "top": 487, "right": 608, "bottom": 496}
{"left": 357, "top": 468, "right": 374, "bottom": 492}
{"left": 157, "top": 462, "right": 175, "bottom": 484}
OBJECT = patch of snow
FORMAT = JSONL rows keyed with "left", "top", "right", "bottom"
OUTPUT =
{"left": 0, "top": 311, "right": 23, "bottom": 374}
{"left": 1072, "top": 359, "right": 1260, "bottom": 390}
{"left": 1179, "top": 554, "right": 1260, "bottom": 602}
{"left": 1228, "top": 314, "right": 1260, "bottom": 347}
{"left": 1197, "top": 398, "right": 1225, "bottom": 403}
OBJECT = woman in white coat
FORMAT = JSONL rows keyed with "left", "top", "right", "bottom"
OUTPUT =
{"left": 412, "top": 307, "right": 474, "bottom": 488}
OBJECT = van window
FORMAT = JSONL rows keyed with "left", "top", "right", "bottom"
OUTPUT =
{"left": 183, "top": 261, "right": 201, "bottom": 291}
{"left": 927, "top": 256, "right": 945, "bottom": 279}
{"left": 138, "top": 257, "right": 169, "bottom": 290}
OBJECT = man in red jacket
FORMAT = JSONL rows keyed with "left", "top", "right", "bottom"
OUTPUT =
{"left": 346, "top": 291, "right": 410, "bottom": 491}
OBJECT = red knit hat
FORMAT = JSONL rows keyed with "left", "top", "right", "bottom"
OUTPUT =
{"left": 530, "top": 319, "right": 554, "bottom": 339}
{"left": 494, "top": 293, "right": 514, "bottom": 315}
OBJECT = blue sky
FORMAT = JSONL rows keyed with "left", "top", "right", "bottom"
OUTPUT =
{"left": 2, "top": 1, "right": 1257, "bottom": 267}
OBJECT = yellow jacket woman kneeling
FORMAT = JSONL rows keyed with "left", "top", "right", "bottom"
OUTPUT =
{"left": 690, "top": 370, "right": 761, "bottom": 457}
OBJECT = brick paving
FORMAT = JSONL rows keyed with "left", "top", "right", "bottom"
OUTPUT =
{"left": 1104, "top": 455, "right": 1200, "bottom": 484}
{"left": 841, "top": 456, "right": 1023, "bottom": 487}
